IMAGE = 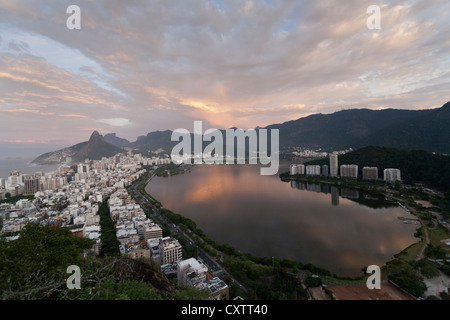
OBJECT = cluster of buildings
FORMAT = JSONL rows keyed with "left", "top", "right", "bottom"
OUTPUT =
{"left": 290, "top": 153, "right": 402, "bottom": 183}
{"left": 290, "top": 148, "right": 351, "bottom": 159}
{"left": 0, "top": 155, "right": 172, "bottom": 199}
{"left": 0, "top": 151, "right": 229, "bottom": 299}
{"left": 107, "top": 187, "right": 184, "bottom": 266}
{"left": 0, "top": 153, "right": 167, "bottom": 250}
{"left": 105, "top": 172, "right": 229, "bottom": 299}
{"left": 291, "top": 149, "right": 329, "bottom": 159}
{"left": 108, "top": 189, "right": 205, "bottom": 284}
{"left": 108, "top": 187, "right": 229, "bottom": 299}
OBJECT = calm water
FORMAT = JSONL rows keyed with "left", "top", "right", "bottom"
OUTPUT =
{"left": 146, "top": 164, "right": 419, "bottom": 276}
{"left": 0, "top": 157, "right": 61, "bottom": 180}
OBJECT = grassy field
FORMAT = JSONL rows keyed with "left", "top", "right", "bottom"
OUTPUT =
{"left": 395, "top": 240, "right": 424, "bottom": 262}
{"left": 428, "top": 224, "right": 450, "bottom": 247}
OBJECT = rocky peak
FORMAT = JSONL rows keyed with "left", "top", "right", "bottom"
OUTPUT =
{"left": 89, "top": 131, "right": 103, "bottom": 142}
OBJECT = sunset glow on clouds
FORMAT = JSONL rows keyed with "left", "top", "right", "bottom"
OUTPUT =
{"left": 0, "top": 0, "right": 449, "bottom": 151}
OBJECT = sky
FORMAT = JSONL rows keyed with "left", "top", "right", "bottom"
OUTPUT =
{"left": 0, "top": 0, "right": 449, "bottom": 157}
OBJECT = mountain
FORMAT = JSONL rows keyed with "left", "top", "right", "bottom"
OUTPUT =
{"left": 266, "top": 108, "right": 436, "bottom": 151}
{"left": 32, "top": 131, "right": 124, "bottom": 165}
{"left": 129, "top": 130, "right": 176, "bottom": 154}
{"left": 104, "top": 133, "right": 131, "bottom": 148}
{"left": 265, "top": 101, "right": 450, "bottom": 153}
{"left": 129, "top": 129, "right": 261, "bottom": 157}
{"left": 306, "top": 145, "right": 450, "bottom": 191}
{"left": 127, "top": 101, "right": 450, "bottom": 155}
{"left": 356, "top": 101, "right": 450, "bottom": 154}
{"left": 31, "top": 101, "right": 450, "bottom": 164}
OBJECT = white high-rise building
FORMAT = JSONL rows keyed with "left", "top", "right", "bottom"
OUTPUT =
{"left": 330, "top": 153, "right": 338, "bottom": 177}
{"left": 290, "top": 164, "right": 298, "bottom": 176}
{"left": 340, "top": 164, "right": 358, "bottom": 179}
{"left": 384, "top": 168, "right": 401, "bottom": 183}
{"left": 291, "top": 164, "right": 306, "bottom": 175}
{"left": 306, "top": 165, "right": 321, "bottom": 176}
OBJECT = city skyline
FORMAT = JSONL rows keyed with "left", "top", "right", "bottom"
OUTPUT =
{"left": 1, "top": 0, "right": 450, "bottom": 157}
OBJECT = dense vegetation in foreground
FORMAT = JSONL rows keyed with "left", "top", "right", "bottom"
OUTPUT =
{"left": 0, "top": 201, "right": 208, "bottom": 300}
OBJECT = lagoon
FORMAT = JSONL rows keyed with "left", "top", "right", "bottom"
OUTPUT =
{"left": 146, "top": 163, "right": 419, "bottom": 276}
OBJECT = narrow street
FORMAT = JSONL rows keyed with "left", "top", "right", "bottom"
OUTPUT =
{"left": 417, "top": 228, "right": 430, "bottom": 261}
{"left": 403, "top": 202, "right": 430, "bottom": 262}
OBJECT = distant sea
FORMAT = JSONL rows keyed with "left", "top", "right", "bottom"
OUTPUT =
{"left": 0, "top": 157, "right": 61, "bottom": 180}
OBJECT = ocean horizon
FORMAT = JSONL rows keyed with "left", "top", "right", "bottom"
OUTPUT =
{"left": 0, "top": 157, "right": 61, "bottom": 180}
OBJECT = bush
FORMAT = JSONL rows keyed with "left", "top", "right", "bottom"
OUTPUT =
{"left": 414, "top": 227, "right": 423, "bottom": 238}
{"left": 424, "top": 244, "right": 446, "bottom": 259}
{"left": 303, "top": 264, "right": 331, "bottom": 276}
{"left": 0, "top": 224, "right": 94, "bottom": 299}
{"left": 417, "top": 212, "right": 433, "bottom": 220}
{"left": 246, "top": 268, "right": 260, "bottom": 281}
{"left": 416, "top": 259, "right": 440, "bottom": 278}
{"left": 386, "top": 259, "right": 427, "bottom": 297}
{"left": 438, "top": 264, "right": 450, "bottom": 277}
{"left": 388, "top": 274, "right": 426, "bottom": 297}
{"left": 304, "top": 276, "right": 322, "bottom": 288}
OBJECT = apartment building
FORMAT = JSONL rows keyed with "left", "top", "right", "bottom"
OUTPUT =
{"left": 363, "top": 167, "right": 378, "bottom": 180}
{"left": 384, "top": 168, "right": 401, "bottom": 183}
{"left": 340, "top": 164, "right": 358, "bottom": 179}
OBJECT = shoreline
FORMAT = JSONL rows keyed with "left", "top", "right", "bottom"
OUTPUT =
{"left": 136, "top": 164, "right": 449, "bottom": 299}
{"left": 140, "top": 165, "right": 393, "bottom": 280}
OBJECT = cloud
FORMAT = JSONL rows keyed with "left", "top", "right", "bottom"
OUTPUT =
{"left": 60, "top": 114, "right": 88, "bottom": 119}
{"left": 97, "top": 118, "right": 131, "bottom": 127}
{"left": 0, "top": 0, "right": 449, "bottom": 148}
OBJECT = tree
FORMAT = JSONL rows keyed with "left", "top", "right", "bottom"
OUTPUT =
{"left": 98, "top": 198, "right": 120, "bottom": 256}
{"left": 5, "top": 192, "right": 11, "bottom": 199}
{"left": 0, "top": 223, "right": 94, "bottom": 299}
{"left": 304, "top": 276, "right": 322, "bottom": 288}
{"left": 185, "top": 245, "right": 198, "bottom": 259}
{"left": 0, "top": 223, "right": 210, "bottom": 300}
{"left": 424, "top": 244, "right": 446, "bottom": 259}
{"left": 162, "top": 227, "right": 171, "bottom": 237}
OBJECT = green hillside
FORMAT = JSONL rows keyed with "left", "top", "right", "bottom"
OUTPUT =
{"left": 307, "top": 146, "right": 450, "bottom": 191}
{"left": 0, "top": 222, "right": 208, "bottom": 300}
{"left": 356, "top": 101, "right": 450, "bottom": 154}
